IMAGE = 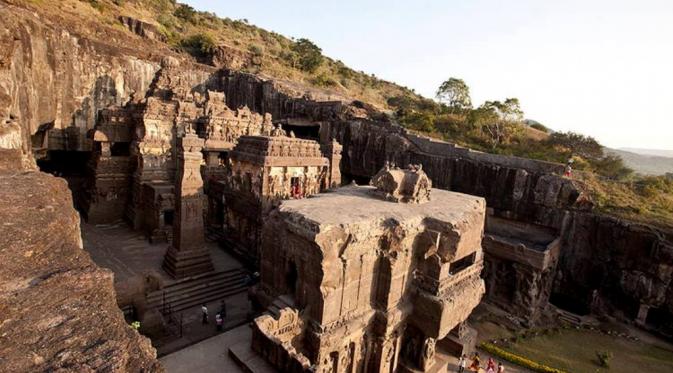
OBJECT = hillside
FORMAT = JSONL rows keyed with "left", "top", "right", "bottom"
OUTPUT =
{"left": 4, "top": 0, "right": 673, "bottom": 229}
{"left": 606, "top": 148, "right": 673, "bottom": 176}
{"left": 9, "top": 0, "right": 421, "bottom": 112}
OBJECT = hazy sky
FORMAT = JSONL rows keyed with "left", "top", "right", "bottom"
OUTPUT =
{"left": 185, "top": 0, "right": 673, "bottom": 150}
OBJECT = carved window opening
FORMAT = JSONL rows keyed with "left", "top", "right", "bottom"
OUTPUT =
{"left": 374, "top": 256, "right": 392, "bottom": 310}
{"left": 286, "top": 260, "right": 298, "bottom": 297}
{"left": 164, "top": 210, "right": 174, "bottom": 226}
{"left": 218, "top": 151, "right": 228, "bottom": 165}
{"left": 110, "top": 142, "right": 130, "bottom": 156}
{"left": 329, "top": 351, "right": 339, "bottom": 372}
{"left": 449, "top": 252, "right": 475, "bottom": 275}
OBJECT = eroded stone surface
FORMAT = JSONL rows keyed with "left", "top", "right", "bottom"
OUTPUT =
{"left": 0, "top": 161, "right": 162, "bottom": 372}
{"left": 252, "top": 185, "right": 486, "bottom": 372}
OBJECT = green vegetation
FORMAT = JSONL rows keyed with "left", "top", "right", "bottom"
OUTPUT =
{"left": 488, "top": 328, "right": 673, "bottom": 373}
{"left": 179, "top": 32, "right": 216, "bottom": 58}
{"left": 480, "top": 342, "right": 568, "bottom": 373}
{"left": 67, "top": 0, "right": 420, "bottom": 109}
{"left": 389, "top": 76, "right": 673, "bottom": 227}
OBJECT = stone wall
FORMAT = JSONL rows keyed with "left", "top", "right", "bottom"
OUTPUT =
{"left": 0, "top": 148, "right": 162, "bottom": 372}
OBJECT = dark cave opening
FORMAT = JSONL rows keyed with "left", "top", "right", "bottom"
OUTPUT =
{"left": 37, "top": 150, "right": 92, "bottom": 215}
{"left": 280, "top": 123, "right": 320, "bottom": 141}
{"left": 549, "top": 292, "right": 590, "bottom": 316}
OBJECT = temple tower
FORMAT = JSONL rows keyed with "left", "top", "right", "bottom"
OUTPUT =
{"left": 162, "top": 128, "right": 214, "bottom": 278}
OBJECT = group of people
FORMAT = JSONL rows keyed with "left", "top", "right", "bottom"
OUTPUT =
{"left": 201, "top": 300, "right": 227, "bottom": 332}
{"left": 456, "top": 352, "right": 505, "bottom": 373}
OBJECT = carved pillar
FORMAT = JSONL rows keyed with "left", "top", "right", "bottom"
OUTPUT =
{"left": 163, "top": 131, "right": 214, "bottom": 278}
{"left": 322, "top": 139, "right": 342, "bottom": 188}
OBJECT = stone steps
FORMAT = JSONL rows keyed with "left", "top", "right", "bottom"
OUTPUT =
{"left": 267, "top": 295, "right": 296, "bottom": 318}
{"left": 147, "top": 269, "right": 248, "bottom": 315}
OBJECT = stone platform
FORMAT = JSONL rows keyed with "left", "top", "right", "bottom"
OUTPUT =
{"left": 160, "top": 324, "right": 275, "bottom": 373}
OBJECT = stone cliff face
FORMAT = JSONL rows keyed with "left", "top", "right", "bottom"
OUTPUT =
{"left": 2, "top": 0, "right": 671, "bottom": 336}
{"left": 0, "top": 149, "right": 162, "bottom": 372}
{"left": 0, "top": 2, "right": 206, "bottom": 153}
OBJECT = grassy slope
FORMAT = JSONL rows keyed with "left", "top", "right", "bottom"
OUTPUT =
{"left": 87, "top": 0, "right": 420, "bottom": 111}
{"left": 475, "top": 321, "right": 673, "bottom": 373}
{"left": 506, "top": 329, "right": 673, "bottom": 373}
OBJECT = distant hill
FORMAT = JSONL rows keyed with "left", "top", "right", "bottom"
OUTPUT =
{"left": 620, "top": 148, "right": 673, "bottom": 158}
{"left": 606, "top": 148, "right": 673, "bottom": 175}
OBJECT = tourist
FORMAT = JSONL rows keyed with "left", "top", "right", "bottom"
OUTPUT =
{"left": 469, "top": 352, "right": 480, "bottom": 372}
{"left": 215, "top": 313, "right": 223, "bottom": 331}
{"left": 497, "top": 362, "right": 505, "bottom": 372}
{"left": 487, "top": 357, "right": 495, "bottom": 371}
{"left": 201, "top": 303, "right": 209, "bottom": 324}
{"left": 455, "top": 354, "right": 466, "bottom": 373}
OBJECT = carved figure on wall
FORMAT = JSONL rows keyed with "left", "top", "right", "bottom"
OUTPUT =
{"left": 420, "top": 338, "right": 435, "bottom": 370}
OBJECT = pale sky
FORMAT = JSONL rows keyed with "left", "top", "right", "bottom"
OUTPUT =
{"left": 185, "top": 0, "right": 673, "bottom": 150}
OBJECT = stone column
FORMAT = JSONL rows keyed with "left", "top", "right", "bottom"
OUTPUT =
{"left": 163, "top": 131, "right": 214, "bottom": 278}
{"left": 322, "top": 139, "right": 342, "bottom": 188}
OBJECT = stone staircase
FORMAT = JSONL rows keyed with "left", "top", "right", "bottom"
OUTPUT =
{"left": 556, "top": 309, "right": 583, "bottom": 326}
{"left": 146, "top": 268, "right": 249, "bottom": 315}
{"left": 267, "top": 295, "right": 296, "bottom": 318}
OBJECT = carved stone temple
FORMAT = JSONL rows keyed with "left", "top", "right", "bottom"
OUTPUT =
{"left": 206, "top": 128, "right": 342, "bottom": 264}
{"left": 162, "top": 129, "right": 214, "bottom": 278}
{"left": 249, "top": 166, "right": 486, "bottom": 372}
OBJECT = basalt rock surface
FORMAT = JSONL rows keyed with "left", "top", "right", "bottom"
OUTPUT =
{"left": 0, "top": 152, "right": 162, "bottom": 372}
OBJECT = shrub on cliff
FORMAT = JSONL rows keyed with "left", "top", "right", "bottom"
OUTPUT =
{"left": 180, "top": 33, "right": 216, "bottom": 58}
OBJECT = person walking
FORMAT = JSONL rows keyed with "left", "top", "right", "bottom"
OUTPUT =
{"left": 201, "top": 303, "right": 209, "bottom": 324}
{"left": 455, "top": 354, "right": 466, "bottom": 373}
{"left": 469, "top": 352, "right": 480, "bottom": 372}
{"left": 497, "top": 362, "right": 505, "bottom": 373}
{"left": 487, "top": 357, "right": 496, "bottom": 371}
{"left": 215, "top": 313, "right": 223, "bottom": 331}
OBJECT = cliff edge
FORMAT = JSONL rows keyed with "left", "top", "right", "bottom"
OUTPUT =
{"left": 0, "top": 149, "right": 162, "bottom": 372}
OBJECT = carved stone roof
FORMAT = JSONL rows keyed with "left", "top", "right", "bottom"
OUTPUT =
{"left": 230, "top": 135, "right": 328, "bottom": 167}
{"left": 371, "top": 164, "right": 432, "bottom": 204}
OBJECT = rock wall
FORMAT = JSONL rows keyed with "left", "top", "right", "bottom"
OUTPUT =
{"left": 319, "top": 119, "right": 673, "bottom": 330}
{"left": 0, "top": 148, "right": 162, "bottom": 372}
{"left": 0, "top": 3, "right": 209, "bottom": 153}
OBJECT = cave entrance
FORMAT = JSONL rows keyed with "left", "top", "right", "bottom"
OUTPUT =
{"left": 163, "top": 210, "right": 174, "bottom": 226}
{"left": 280, "top": 122, "right": 320, "bottom": 141}
{"left": 342, "top": 173, "right": 371, "bottom": 186}
{"left": 549, "top": 292, "right": 590, "bottom": 316}
{"left": 646, "top": 307, "right": 673, "bottom": 335}
{"left": 37, "top": 150, "right": 92, "bottom": 213}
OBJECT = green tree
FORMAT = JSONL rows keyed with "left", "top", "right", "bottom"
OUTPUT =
{"left": 436, "top": 78, "right": 472, "bottom": 113}
{"left": 291, "top": 38, "right": 323, "bottom": 72}
{"left": 469, "top": 98, "right": 525, "bottom": 149}
{"left": 174, "top": 4, "right": 197, "bottom": 24}
{"left": 547, "top": 132, "right": 603, "bottom": 160}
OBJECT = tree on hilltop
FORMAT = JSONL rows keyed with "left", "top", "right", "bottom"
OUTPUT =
{"left": 291, "top": 38, "right": 324, "bottom": 73}
{"left": 436, "top": 78, "right": 472, "bottom": 113}
{"left": 468, "top": 98, "right": 524, "bottom": 149}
